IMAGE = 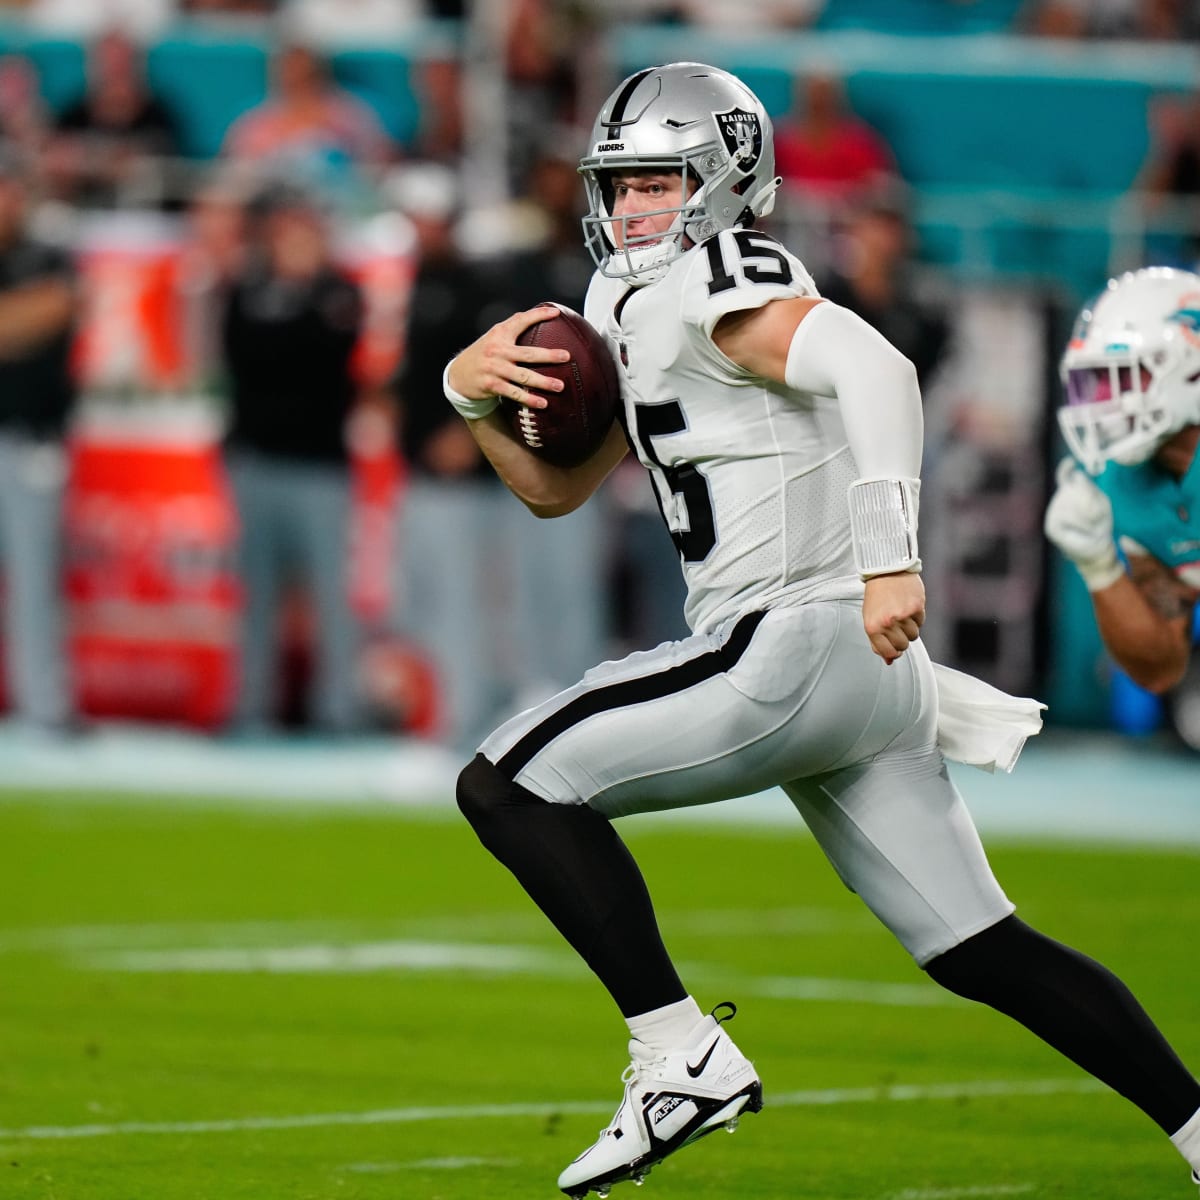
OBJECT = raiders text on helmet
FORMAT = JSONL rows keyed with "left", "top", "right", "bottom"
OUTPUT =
{"left": 579, "top": 62, "right": 781, "bottom": 285}
{"left": 1059, "top": 266, "right": 1200, "bottom": 474}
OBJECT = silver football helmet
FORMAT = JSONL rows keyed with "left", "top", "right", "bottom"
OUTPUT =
{"left": 1059, "top": 266, "right": 1200, "bottom": 474}
{"left": 579, "top": 62, "right": 781, "bottom": 286}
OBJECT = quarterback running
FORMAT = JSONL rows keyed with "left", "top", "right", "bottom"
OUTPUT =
{"left": 442, "top": 62, "right": 1200, "bottom": 1197}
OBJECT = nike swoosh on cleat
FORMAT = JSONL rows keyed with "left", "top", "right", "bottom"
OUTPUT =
{"left": 686, "top": 1037, "right": 720, "bottom": 1078}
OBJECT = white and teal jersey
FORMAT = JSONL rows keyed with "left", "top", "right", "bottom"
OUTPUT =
{"left": 584, "top": 228, "right": 862, "bottom": 636}
{"left": 1097, "top": 454, "right": 1200, "bottom": 591}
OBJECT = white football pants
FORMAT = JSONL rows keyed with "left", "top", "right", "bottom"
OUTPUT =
{"left": 479, "top": 598, "right": 1014, "bottom": 965}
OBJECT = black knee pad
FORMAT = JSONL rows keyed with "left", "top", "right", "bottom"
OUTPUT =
{"left": 457, "top": 752, "right": 552, "bottom": 832}
{"left": 455, "top": 753, "right": 511, "bottom": 825}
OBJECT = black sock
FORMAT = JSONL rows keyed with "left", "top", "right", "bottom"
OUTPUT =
{"left": 457, "top": 753, "right": 687, "bottom": 1017}
{"left": 925, "top": 915, "right": 1200, "bottom": 1133}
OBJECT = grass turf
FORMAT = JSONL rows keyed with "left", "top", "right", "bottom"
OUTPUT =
{"left": 0, "top": 787, "right": 1196, "bottom": 1199}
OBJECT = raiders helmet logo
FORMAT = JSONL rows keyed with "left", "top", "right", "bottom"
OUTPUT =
{"left": 716, "top": 107, "right": 762, "bottom": 173}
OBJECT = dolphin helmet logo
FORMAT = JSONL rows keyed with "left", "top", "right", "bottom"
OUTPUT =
{"left": 1168, "top": 299, "right": 1200, "bottom": 347}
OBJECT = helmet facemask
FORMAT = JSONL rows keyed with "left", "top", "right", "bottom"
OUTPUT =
{"left": 582, "top": 159, "right": 707, "bottom": 285}
{"left": 1058, "top": 269, "right": 1200, "bottom": 475}
{"left": 579, "top": 64, "right": 780, "bottom": 286}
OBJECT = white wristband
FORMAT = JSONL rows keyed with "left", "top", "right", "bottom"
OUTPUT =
{"left": 848, "top": 476, "right": 922, "bottom": 579}
{"left": 443, "top": 362, "right": 499, "bottom": 421}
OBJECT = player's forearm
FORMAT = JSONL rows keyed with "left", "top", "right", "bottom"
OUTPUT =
{"left": 465, "top": 411, "right": 627, "bottom": 517}
{"left": 1091, "top": 575, "right": 1192, "bottom": 692}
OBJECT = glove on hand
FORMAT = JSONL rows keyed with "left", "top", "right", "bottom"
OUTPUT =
{"left": 1044, "top": 457, "right": 1124, "bottom": 592}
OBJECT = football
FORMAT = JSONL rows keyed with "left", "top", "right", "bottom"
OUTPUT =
{"left": 503, "top": 302, "right": 621, "bottom": 468}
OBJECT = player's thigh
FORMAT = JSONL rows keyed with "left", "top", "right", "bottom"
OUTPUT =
{"left": 480, "top": 600, "right": 919, "bottom": 818}
{"left": 783, "top": 751, "right": 1014, "bottom": 965}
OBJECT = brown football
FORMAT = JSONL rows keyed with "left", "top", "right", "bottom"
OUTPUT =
{"left": 504, "top": 303, "right": 620, "bottom": 468}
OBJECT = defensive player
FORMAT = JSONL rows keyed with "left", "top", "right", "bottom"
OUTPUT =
{"left": 442, "top": 63, "right": 1200, "bottom": 1197}
{"left": 1046, "top": 266, "right": 1200, "bottom": 695}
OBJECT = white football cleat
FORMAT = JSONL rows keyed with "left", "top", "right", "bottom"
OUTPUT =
{"left": 558, "top": 1002, "right": 762, "bottom": 1199}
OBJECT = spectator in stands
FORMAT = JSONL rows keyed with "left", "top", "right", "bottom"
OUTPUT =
{"left": 487, "top": 0, "right": 593, "bottom": 192}
{"left": 410, "top": 54, "right": 464, "bottom": 166}
{"left": 0, "top": 56, "right": 52, "bottom": 167}
{"left": 818, "top": 177, "right": 950, "bottom": 391}
{"left": 220, "top": 180, "right": 366, "bottom": 735}
{"left": 222, "top": 43, "right": 393, "bottom": 199}
{"left": 178, "top": 168, "right": 251, "bottom": 394}
{"left": 44, "top": 28, "right": 184, "bottom": 209}
{"left": 0, "top": 147, "right": 80, "bottom": 734}
{"left": 1135, "top": 91, "right": 1200, "bottom": 267}
{"left": 773, "top": 70, "right": 896, "bottom": 207}
{"left": 387, "top": 162, "right": 515, "bottom": 753}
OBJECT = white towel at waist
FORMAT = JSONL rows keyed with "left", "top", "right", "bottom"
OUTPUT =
{"left": 932, "top": 662, "right": 1047, "bottom": 774}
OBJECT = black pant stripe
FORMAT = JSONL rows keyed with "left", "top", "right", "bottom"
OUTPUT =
{"left": 495, "top": 609, "right": 768, "bottom": 779}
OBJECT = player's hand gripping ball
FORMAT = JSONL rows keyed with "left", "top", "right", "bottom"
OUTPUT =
{"left": 503, "top": 303, "right": 620, "bottom": 468}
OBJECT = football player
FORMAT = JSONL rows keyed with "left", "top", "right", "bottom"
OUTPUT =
{"left": 441, "top": 63, "right": 1200, "bottom": 1197}
{"left": 1046, "top": 267, "right": 1200, "bottom": 696}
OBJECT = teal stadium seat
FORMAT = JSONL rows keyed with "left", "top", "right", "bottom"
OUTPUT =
{"left": 147, "top": 37, "right": 270, "bottom": 159}
{"left": 814, "top": 0, "right": 1026, "bottom": 35}
{"left": 0, "top": 23, "right": 425, "bottom": 161}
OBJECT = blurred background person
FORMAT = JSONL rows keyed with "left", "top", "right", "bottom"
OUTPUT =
{"left": 220, "top": 180, "right": 366, "bottom": 735}
{"left": 0, "top": 54, "right": 53, "bottom": 166}
{"left": 1135, "top": 91, "right": 1200, "bottom": 269}
{"left": 0, "top": 148, "right": 79, "bottom": 734}
{"left": 773, "top": 70, "right": 897, "bottom": 208}
{"left": 221, "top": 42, "right": 393, "bottom": 202}
{"left": 44, "top": 27, "right": 184, "bottom": 210}
{"left": 817, "top": 177, "right": 951, "bottom": 392}
{"left": 501, "top": 0, "right": 586, "bottom": 188}
{"left": 409, "top": 54, "right": 465, "bottom": 167}
{"left": 177, "top": 167, "right": 251, "bottom": 396}
{"left": 387, "top": 162, "right": 513, "bottom": 753}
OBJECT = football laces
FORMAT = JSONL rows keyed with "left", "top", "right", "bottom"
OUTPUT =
{"left": 517, "top": 405, "right": 543, "bottom": 448}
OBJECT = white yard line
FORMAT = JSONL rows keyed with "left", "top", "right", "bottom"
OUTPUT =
{"left": 887, "top": 1188, "right": 1035, "bottom": 1200}
{"left": 81, "top": 940, "right": 584, "bottom": 977}
{"left": 342, "top": 1157, "right": 519, "bottom": 1173}
{"left": 74, "top": 937, "right": 964, "bottom": 1007}
{"left": 0, "top": 906, "right": 872, "bottom": 954}
{"left": 0, "top": 1078, "right": 1104, "bottom": 1143}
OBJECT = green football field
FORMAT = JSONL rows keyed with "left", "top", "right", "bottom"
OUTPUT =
{"left": 0, "top": 786, "right": 1197, "bottom": 1200}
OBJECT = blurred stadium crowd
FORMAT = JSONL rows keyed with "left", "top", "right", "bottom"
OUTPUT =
{"left": 0, "top": 0, "right": 1197, "bottom": 752}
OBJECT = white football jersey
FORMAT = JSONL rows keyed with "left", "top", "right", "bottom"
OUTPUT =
{"left": 584, "top": 226, "right": 863, "bottom": 635}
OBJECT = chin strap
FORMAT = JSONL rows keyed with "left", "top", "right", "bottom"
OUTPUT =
{"left": 744, "top": 174, "right": 782, "bottom": 219}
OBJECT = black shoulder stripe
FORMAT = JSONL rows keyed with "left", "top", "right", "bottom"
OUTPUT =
{"left": 495, "top": 609, "right": 767, "bottom": 779}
